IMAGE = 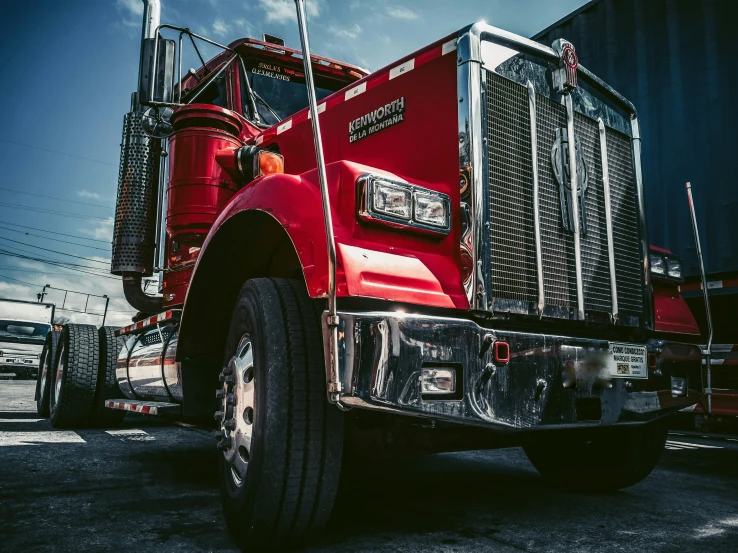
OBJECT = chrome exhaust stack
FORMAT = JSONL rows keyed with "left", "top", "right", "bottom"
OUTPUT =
{"left": 111, "top": 0, "right": 164, "bottom": 315}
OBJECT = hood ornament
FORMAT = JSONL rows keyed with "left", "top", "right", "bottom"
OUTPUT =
{"left": 551, "top": 39, "right": 579, "bottom": 92}
{"left": 552, "top": 128, "right": 589, "bottom": 235}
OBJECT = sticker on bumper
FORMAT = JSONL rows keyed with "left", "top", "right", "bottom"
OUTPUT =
{"left": 608, "top": 342, "right": 647, "bottom": 378}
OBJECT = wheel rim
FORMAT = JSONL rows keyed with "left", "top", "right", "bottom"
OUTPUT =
{"left": 219, "top": 334, "right": 255, "bottom": 488}
{"left": 39, "top": 348, "right": 48, "bottom": 399}
{"left": 54, "top": 343, "right": 66, "bottom": 406}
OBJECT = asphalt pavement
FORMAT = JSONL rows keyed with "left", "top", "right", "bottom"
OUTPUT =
{"left": 1, "top": 379, "right": 737, "bottom": 552}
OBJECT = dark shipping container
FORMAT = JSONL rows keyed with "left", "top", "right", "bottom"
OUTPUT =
{"left": 534, "top": 0, "right": 738, "bottom": 339}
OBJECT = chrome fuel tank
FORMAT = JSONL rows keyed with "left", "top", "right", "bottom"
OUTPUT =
{"left": 116, "top": 324, "right": 182, "bottom": 403}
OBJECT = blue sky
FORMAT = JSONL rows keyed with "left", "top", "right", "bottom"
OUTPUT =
{"left": 0, "top": 0, "right": 586, "bottom": 325}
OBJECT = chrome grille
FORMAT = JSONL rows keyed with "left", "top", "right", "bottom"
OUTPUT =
{"left": 484, "top": 71, "right": 644, "bottom": 318}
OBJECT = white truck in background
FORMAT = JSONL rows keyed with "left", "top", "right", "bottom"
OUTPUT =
{"left": 0, "top": 299, "right": 55, "bottom": 379}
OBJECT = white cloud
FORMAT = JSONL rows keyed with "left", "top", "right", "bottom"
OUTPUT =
{"left": 386, "top": 6, "right": 419, "bottom": 20}
{"left": 76, "top": 190, "right": 102, "bottom": 200}
{"left": 257, "top": 0, "right": 321, "bottom": 24}
{"left": 212, "top": 18, "right": 230, "bottom": 37}
{"left": 117, "top": 0, "right": 143, "bottom": 17}
{"left": 78, "top": 218, "right": 114, "bottom": 242}
{"left": 328, "top": 23, "right": 362, "bottom": 40}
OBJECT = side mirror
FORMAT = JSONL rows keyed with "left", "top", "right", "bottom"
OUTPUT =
{"left": 138, "top": 37, "right": 175, "bottom": 105}
{"left": 141, "top": 107, "right": 174, "bottom": 139}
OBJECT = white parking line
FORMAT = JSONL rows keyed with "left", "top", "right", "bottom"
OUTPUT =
{"left": 0, "top": 418, "right": 44, "bottom": 423}
{"left": 0, "top": 431, "right": 86, "bottom": 447}
{"left": 665, "top": 440, "right": 723, "bottom": 451}
{"left": 105, "top": 429, "right": 155, "bottom": 441}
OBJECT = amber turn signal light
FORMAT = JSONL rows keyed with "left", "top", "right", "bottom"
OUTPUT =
{"left": 255, "top": 150, "right": 284, "bottom": 177}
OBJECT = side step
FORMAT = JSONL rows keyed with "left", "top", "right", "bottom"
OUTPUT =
{"left": 105, "top": 399, "right": 182, "bottom": 416}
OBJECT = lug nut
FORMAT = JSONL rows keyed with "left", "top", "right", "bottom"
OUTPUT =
{"left": 214, "top": 430, "right": 224, "bottom": 440}
{"left": 224, "top": 375, "right": 235, "bottom": 385}
{"left": 214, "top": 410, "right": 224, "bottom": 421}
{"left": 217, "top": 437, "right": 232, "bottom": 450}
{"left": 224, "top": 419, "right": 236, "bottom": 430}
{"left": 215, "top": 389, "right": 225, "bottom": 399}
{"left": 226, "top": 393, "right": 236, "bottom": 405}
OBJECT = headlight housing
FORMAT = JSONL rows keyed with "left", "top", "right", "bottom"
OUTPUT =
{"left": 358, "top": 174, "right": 451, "bottom": 234}
{"left": 649, "top": 249, "right": 683, "bottom": 283}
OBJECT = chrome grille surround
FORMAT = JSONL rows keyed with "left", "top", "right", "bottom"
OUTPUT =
{"left": 456, "top": 23, "right": 653, "bottom": 329}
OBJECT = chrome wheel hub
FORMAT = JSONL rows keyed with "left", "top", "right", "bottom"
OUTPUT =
{"left": 54, "top": 344, "right": 65, "bottom": 404}
{"left": 216, "top": 334, "right": 255, "bottom": 487}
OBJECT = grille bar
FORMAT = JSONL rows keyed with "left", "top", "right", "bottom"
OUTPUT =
{"left": 527, "top": 80, "right": 544, "bottom": 317}
{"left": 598, "top": 118, "right": 619, "bottom": 320}
{"left": 564, "top": 94, "right": 585, "bottom": 320}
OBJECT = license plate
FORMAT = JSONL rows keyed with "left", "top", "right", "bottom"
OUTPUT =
{"left": 607, "top": 342, "right": 647, "bottom": 379}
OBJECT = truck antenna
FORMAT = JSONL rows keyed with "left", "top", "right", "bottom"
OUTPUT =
{"left": 293, "top": 0, "right": 342, "bottom": 404}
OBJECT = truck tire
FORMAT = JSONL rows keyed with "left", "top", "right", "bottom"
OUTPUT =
{"left": 523, "top": 418, "right": 670, "bottom": 491}
{"left": 49, "top": 324, "right": 100, "bottom": 429}
{"left": 35, "top": 330, "right": 60, "bottom": 417}
{"left": 218, "top": 278, "right": 344, "bottom": 550}
{"left": 89, "top": 327, "right": 126, "bottom": 428}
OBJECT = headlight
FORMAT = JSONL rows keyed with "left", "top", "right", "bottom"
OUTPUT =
{"left": 359, "top": 174, "right": 451, "bottom": 234}
{"left": 414, "top": 190, "right": 450, "bottom": 228}
{"left": 373, "top": 180, "right": 412, "bottom": 220}
{"left": 667, "top": 257, "right": 682, "bottom": 280}
{"left": 650, "top": 250, "right": 683, "bottom": 282}
{"left": 650, "top": 253, "right": 666, "bottom": 275}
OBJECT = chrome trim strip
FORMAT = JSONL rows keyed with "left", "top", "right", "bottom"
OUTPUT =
{"left": 564, "top": 94, "right": 585, "bottom": 320}
{"left": 598, "top": 118, "right": 618, "bottom": 322}
{"left": 630, "top": 117, "right": 653, "bottom": 330}
{"left": 527, "top": 81, "right": 544, "bottom": 318}
{"left": 457, "top": 48, "right": 487, "bottom": 309}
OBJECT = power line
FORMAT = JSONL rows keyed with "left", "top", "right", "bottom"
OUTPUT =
{"left": 0, "top": 225, "right": 109, "bottom": 251}
{"left": 0, "top": 272, "right": 41, "bottom": 288}
{"left": 0, "top": 236, "right": 110, "bottom": 265}
{"left": 0, "top": 201, "right": 111, "bottom": 221}
{"left": 0, "top": 137, "right": 118, "bottom": 167}
{"left": 0, "top": 250, "right": 117, "bottom": 280}
{"left": 0, "top": 265, "right": 114, "bottom": 278}
{"left": 0, "top": 221, "right": 110, "bottom": 244}
{"left": 0, "top": 186, "right": 113, "bottom": 209}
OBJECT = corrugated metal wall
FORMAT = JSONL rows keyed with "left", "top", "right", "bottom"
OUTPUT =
{"left": 534, "top": 0, "right": 737, "bottom": 278}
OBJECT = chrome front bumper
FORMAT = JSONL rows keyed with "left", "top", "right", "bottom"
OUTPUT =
{"left": 325, "top": 311, "right": 702, "bottom": 430}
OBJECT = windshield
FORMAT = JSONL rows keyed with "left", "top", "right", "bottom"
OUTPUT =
{"left": 0, "top": 320, "right": 50, "bottom": 342}
{"left": 241, "top": 59, "right": 337, "bottom": 126}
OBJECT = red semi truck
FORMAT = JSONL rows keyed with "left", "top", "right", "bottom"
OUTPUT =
{"left": 37, "top": 1, "right": 706, "bottom": 549}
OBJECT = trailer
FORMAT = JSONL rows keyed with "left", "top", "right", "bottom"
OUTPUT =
{"left": 533, "top": 0, "right": 737, "bottom": 426}
{"left": 41, "top": 0, "right": 706, "bottom": 549}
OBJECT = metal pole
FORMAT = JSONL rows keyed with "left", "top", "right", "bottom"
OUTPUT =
{"left": 102, "top": 296, "right": 110, "bottom": 327}
{"left": 686, "top": 182, "right": 713, "bottom": 415}
{"left": 294, "top": 0, "right": 341, "bottom": 403}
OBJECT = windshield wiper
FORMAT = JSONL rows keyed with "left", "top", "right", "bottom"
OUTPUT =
{"left": 252, "top": 91, "right": 282, "bottom": 124}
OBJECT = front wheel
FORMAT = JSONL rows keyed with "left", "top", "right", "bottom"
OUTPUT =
{"left": 523, "top": 418, "right": 670, "bottom": 492}
{"left": 218, "top": 278, "right": 344, "bottom": 550}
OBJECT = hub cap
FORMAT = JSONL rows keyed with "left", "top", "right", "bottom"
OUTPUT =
{"left": 54, "top": 343, "right": 65, "bottom": 405}
{"left": 217, "top": 334, "right": 255, "bottom": 487}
